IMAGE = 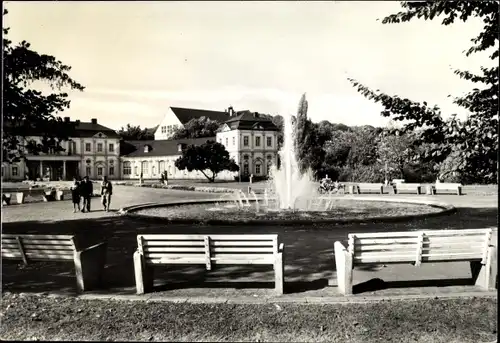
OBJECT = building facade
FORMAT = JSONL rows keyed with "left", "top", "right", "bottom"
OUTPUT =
{"left": 121, "top": 107, "right": 280, "bottom": 181}
{"left": 2, "top": 118, "right": 121, "bottom": 181}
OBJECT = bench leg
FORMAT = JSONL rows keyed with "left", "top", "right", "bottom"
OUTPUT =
{"left": 134, "top": 251, "right": 154, "bottom": 294}
{"left": 74, "top": 242, "right": 108, "bottom": 293}
{"left": 471, "top": 246, "right": 497, "bottom": 290}
{"left": 334, "top": 241, "right": 353, "bottom": 295}
{"left": 457, "top": 187, "right": 462, "bottom": 196}
{"left": 274, "top": 252, "right": 284, "bottom": 295}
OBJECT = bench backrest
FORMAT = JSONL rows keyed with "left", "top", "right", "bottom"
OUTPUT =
{"left": 357, "top": 183, "right": 383, "bottom": 189}
{"left": 435, "top": 183, "right": 462, "bottom": 189}
{"left": 137, "top": 234, "right": 279, "bottom": 268}
{"left": 1, "top": 234, "right": 76, "bottom": 262}
{"left": 348, "top": 228, "right": 493, "bottom": 266}
{"left": 396, "top": 183, "right": 421, "bottom": 189}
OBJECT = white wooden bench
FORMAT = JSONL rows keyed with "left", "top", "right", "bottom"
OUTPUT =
{"left": 134, "top": 234, "right": 285, "bottom": 295}
{"left": 433, "top": 183, "right": 463, "bottom": 195}
{"left": 354, "top": 183, "right": 384, "bottom": 194}
{"left": 334, "top": 228, "right": 497, "bottom": 295}
{"left": 394, "top": 183, "right": 423, "bottom": 195}
{"left": 1, "top": 234, "right": 107, "bottom": 292}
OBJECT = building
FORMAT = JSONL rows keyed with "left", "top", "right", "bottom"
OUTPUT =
{"left": 216, "top": 110, "right": 280, "bottom": 178}
{"left": 119, "top": 137, "right": 236, "bottom": 181}
{"left": 2, "top": 118, "right": 121, "bottom": 181}
{"left": 121, "top": 107, "right": 280, "bottom": 181}
{"left": 154, "top": 106, "right": 232, "bottom": 140}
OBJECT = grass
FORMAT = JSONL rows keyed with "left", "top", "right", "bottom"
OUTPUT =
{"left": 0, "top": 293, "right": 497, "bottom": 342}
{"left": 134, "top": 199, "right": 443, "bottom": 223}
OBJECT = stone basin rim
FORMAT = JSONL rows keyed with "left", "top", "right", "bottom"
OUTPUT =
{"left": 120, "top": 196, "right": 456, "bottom": 226}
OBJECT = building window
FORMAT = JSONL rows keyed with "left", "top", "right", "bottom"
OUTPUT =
{"left": 123, "top": 162, "right": 131, "bottom": 175}
{"left": 152, "top": 166, "right": 156, "bottom": 175}
{"left": 85, "top": 143, "right": 91, "bottom": 152}
{"left": 255, "top": 137, "right": 261, "bottom": 147}
{"left": 243, "top": 164, "right": 249, "bottom": 175}
{"left": 243, "top": 136, "right": 249, "bottom": 147}
{"left": 267, "top": 136, "right": 272, "bottom": 147}
{"left": 255, "top": 164, "right": 261, "bottom": 175}
{"left": 141, "top": 161, "right": 148, "bottom": 175}
{"left": 232, "top": 137, "right": 235, "bottom": 146}
{"left": 86, "top": 166, "right": 92, "bottom": 176}
{"left": 12, "top": 166, "right": 18, "bottom": 176}
{"left": 161, "top": 126, "right": 166, "bottom": 134}
{"left": 97, "top": 167, "right": 103, "bottom": 176}
{"left": 109, "top": 143, "right": 114, "bottom": 152}
{"left": 134, "top": 166, "right": 138, "bottom": 175}
{"left": 159, "top": 161, "right": 165, "bottom": 172}
{"left": 109, "top": 166, "right": 114, "bottom": 175}
{"left": 97, "top": 143, "right": 103, "bottom": 152}
{"left": 225, "top": 137, "right": 228, "bottom": 146}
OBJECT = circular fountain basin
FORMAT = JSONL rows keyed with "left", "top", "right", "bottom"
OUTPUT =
{"left": 125, "top": 196, "right": 455, "bottom": 226}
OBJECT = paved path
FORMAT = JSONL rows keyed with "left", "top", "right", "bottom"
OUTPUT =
{"left": 2, "top": 186, "right": 497, "bottom": 300}
{"left": 2, "top": 185, "right": 221, "bottom": 223}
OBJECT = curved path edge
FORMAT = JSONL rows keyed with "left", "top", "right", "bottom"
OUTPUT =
{"left": 4, "top": 290, "right": 496, "bottom": 305}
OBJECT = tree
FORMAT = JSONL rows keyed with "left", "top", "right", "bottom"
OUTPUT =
{"left": 118, "top": 124, "right": 155, "bottom": 140}
{"left": 174, "top": 140, "right": 239, "bottom": 182}
{"left": 3, "top": 9, "right": 85, "bottom": 162}
{"left": 171, "top": 117, "right": 222, "bottom": 140}
{"left": 377, "top": 131, "right": 416, "bottom": 180}
{"left": 348, "top": 1, "right": 499, "bottom": 184}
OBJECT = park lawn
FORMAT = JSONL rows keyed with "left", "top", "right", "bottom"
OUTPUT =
{"left": 0, "top": 294, "right": 497, "bottom": 342}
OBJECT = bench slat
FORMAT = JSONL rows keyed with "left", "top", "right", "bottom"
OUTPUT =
{"left": 354, "top": 255, "right": 416, "bottom": 263}
{"left": 354, "top": 238, "right": 418, "bottom": 245}
{"left": 143, "top": 241, "right": 204, "bottom": 247}
{"left": 146, "top": 258, "right": 206, "bottom": 264}
{"left": 212, "top": 247, "right": 275, "bottom": 253}
{"left": 25, "top": 254, "right": 74, "bottom": 261}
{"left": 144, "top": 247, "right": 205, "bottom": 253}
{"left": 2, "top": 234, "right": 74, "bottom": 240}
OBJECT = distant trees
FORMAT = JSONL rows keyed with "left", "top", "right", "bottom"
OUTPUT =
{"left": 171, "top": 117, "right": 222, "bottom": 140}
{"left": 348, "top": 1, "right": 498, "bottom": 184}
{"left": 174, "top": 140, "right": 239, "bottom": 182}
{"left": 3, "top": 9, "right": 84, "bottom": 162}
{"left": 118, "top": 124, "right": 156, "bottom": 140}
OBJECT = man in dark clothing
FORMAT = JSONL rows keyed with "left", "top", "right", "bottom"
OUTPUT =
{"left": 81, "top": 176, "right": 93, "bottom": 212}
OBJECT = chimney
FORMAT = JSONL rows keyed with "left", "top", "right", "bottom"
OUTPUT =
{"left": 253, "top": 112, "right": 259, "bottom": 118}
{"left": 228, "top": 106, "right": 234, "bottom": 116}
{"left": 91, "top": 118, "right": 97, "bottom": 124}
{"left": 64, "top": 116, "right": 70, "bottom": 122}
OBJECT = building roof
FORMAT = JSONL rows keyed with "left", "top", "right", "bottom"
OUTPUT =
{"left": 73, "top": 121, "right": 120, "bottom": 138}
{"left": 121, "top": 137, "right": 215, "bottom": 158}
{"left": 170, "top": 107, "right": 230, "bottom": 124}
{"left": 224, "top": 111, "right": 279, "bottom": 131}
{"left": 2, "top": 118, "right": 120, "bottom": 138}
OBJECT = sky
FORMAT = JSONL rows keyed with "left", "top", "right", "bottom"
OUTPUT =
{"left": 4, "top": 1, "right": 493, "bottom": 130}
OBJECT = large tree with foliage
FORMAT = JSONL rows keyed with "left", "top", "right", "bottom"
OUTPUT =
{"left": 348, "top": 1, "right": 498, "bottom": 184}
{"left": 171, "top": 117, "right": 222, "bottom": 140}
{"left": 174, "top": 140, "right": 239, "bottom": 182}
{"left": 118, "top": 124, "right": 156, "bottom": 140}
{"left": 3, "top": 9, "right": 85, "bottom": 162}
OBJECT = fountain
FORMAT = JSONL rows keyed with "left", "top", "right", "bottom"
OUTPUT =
{"left": 128, "top": 97, "right": 450, "bottom": 224}
{"left": 264, "top": 111, "right": 318, "bottom": 211}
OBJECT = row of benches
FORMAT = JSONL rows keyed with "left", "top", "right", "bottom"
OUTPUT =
{"left": 345, "top": 182, "right": 462, "bottom": 195}
{"left": 2, "top": 189, "right": 68, "bottom": 206}
{"left": 2, "top": 228, "right": 496, "bottom": 295}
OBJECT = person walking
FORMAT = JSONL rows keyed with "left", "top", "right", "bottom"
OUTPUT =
{"left": 70, "top": 177, "right": 81, "bottom": 213}
{"left": 81, "top": 176, "right": 93, "bottom": 212}
{"left": 100, "top": 176, "right": 113, "bottom": 212}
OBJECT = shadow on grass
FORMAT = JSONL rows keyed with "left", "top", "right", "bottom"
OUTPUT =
{"left": 2, "top": 206, "right": 497, "bottom": 295}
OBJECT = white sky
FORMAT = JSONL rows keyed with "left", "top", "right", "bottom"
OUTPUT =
{"left": 4, "top": 1, "right": 493, "bottom": 130}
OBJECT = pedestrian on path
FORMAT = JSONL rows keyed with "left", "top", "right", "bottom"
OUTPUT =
{"left": 70, "top": 177, "right": 81, "bottom": 213}
{"left": 100, "top": 176, "right": 113, "bottom": 212}
{"left": 81, "top": 176, "right": 93, "bottom": 212}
